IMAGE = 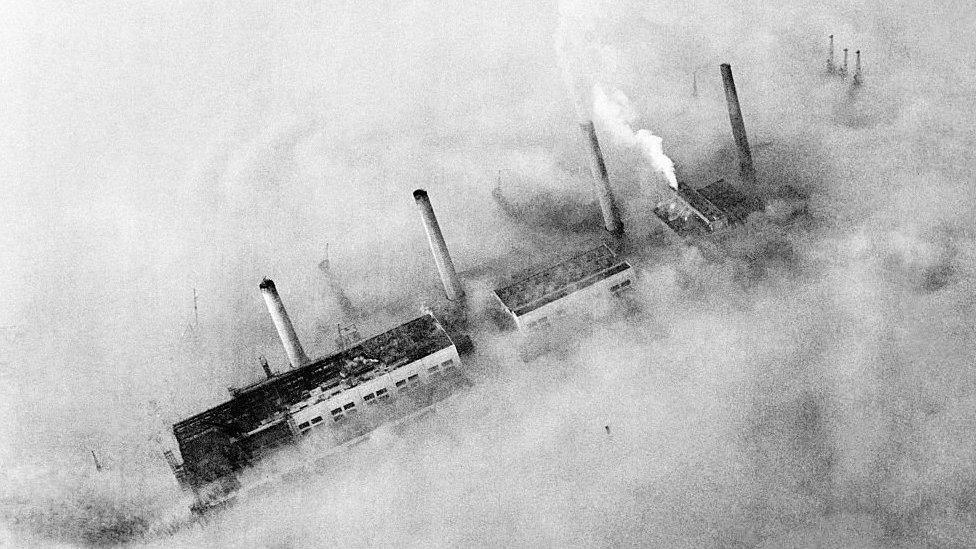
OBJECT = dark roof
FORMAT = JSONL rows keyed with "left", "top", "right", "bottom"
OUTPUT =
{"left": 173, "top": 314, "right": 454, "bottom": 449}
{"left": 494, "top": 245, "right": 632, "bottom": 317}
{"left": 653, "top": 180, "right": 760, "bottom": 238}
{"left": 696, "top": 179, "right": 762, "bottom": 223}
{"left": 652, "top": 203, "right": 712, "bottom": 238}
{"left": 675, "top": 182, "right": 727, "bottom": 225}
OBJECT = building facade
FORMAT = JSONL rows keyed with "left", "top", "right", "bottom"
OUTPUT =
{"left": 170, "top": 313, "right": 467, "bottom": 512}
{"left": 493, "top": 244, "right": 635, "bottom": 331}
{"left": 653, "top": 179, "right": 760, "bottom": 238}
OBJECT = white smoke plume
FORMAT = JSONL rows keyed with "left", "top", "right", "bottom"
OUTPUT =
{"left": 592, "top": 85, "right": 680, "bottom": 189}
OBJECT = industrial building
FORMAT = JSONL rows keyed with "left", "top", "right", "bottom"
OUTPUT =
{"left": 165, "top": 62, "right": 774, "bottom": 515}
{"left": 169, "top": 309, "right": 468, "bottom": 511}
{"left": 653, "top": 63, "right": 762, "bottom": 239}
{"left": 494, "top": 244, "right": 635, "bottom": 330}
{"left": 653, "top": 179, "right": 759, "bottom": 238}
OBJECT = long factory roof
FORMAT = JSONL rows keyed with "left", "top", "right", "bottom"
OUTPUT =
{"left": 494, "top": 244, "right": 632, "bottom": 317}
{"left": 695, "top": 179, "right": 761, "bottom": 223}
{"left": 654, "top": 179, "right": 759, "bottom": 237}
{"left": 173, "top": 313, "right": 454, "bottom": 446}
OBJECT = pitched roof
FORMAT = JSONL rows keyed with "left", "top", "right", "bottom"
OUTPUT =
{"left": 494, "top": 245, "right": 632, "bottom": 317}
{"left": 173, "top": 314, "right": 454, "bottom": 447}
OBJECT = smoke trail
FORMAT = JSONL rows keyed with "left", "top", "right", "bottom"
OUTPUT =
{"left": 592, "top": 85, "right": 679, "bottom": 189}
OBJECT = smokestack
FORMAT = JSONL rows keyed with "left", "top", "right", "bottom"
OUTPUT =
{"left": 163, "top": 450, "right": 181, "bottom": 473}
{"left": 413, "top": 189, "right": 465, "bottom": 301}
{"left": 720, "top": 64, "right": 756, "bottom": 186}
{"left": 259, "top": 278, "right": 310, "bottom": 368}
{"left": 841, "top": 48, "right": 849, "bottom": 75}
{"left": 853, "top": 50, "right": 862, "bottom": 86}
{"left": 260, "top": 356, "right": 274, "bottom": 379}
{"left": 579, "top": 121, "right": 624, "bottom": 235}
{"left": 826, "top": 35, "right": 835, "bottom": 74}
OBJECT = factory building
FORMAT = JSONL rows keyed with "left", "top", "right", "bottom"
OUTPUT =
{"left": 653, "top": 63, "right": 763, "bottom": 240}
{"left": 653, "top": 179, "right": 759, "bottom": 238}
{"left": 494, "top": 244, "right": 635, "bottom": 330}
{"left": 169, "top": 312, "right": 468, "bottom": 511}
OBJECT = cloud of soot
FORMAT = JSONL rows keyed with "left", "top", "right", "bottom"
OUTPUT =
{"left": 3, "top": 0, "right": 976, "bottom": 546}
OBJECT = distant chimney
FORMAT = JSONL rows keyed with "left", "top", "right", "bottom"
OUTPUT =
{"left": 579, "top": 121, "right": 624, "bottom": 235}
{"left": 826, "top": 35, "right": 835, "bottom": 74}
{"left": 720, "top": 64, "right": 756, "bottom": 186}
{"left": 841, "top": 48, "right": 849, "bottom": 75}
{"left": 259, "top": 278, "right": 310, "bottom": 368}
{"left": 413, "top": 189, "right": 465, "bottom": 301}
{"left": 260, "top": 356, "right": 273, "bottom": 379}
{"left": 853, "top": 50, "right": 862, "bottom": 86}
{"left": 163, "top": 450, "right": 181, "bottom": 473}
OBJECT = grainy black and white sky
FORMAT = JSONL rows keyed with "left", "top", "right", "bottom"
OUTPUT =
{"left": 3, "top": 0, "right": 976, "bottom": 547}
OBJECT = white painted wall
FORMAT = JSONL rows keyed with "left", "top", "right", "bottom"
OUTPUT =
{"left": 514, "top": 265, "right": 635, "bottom": 330}
{"left": 287, "top": 345, "right": 461, "bottom": 433}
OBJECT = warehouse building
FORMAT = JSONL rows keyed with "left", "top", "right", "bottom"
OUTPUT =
{"left": 652, "top": 179, "right": 760, "bottom": 238}
{"left": 170, "top": 311, "right": 467, "bottom": 511}
{"left": 494, "top": 244, "right": 635, "bottom": 331}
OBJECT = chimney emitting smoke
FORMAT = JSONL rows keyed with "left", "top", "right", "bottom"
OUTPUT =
{"left": 579, "top": 120, "right": 624, "bottom": 235}
{"left": 413, "top": 189, "right": 465, "bottom": 301}
{"left": 259, "top": 278, "right": 310, "bottom": 368}
{"left": 720, "top": 63, "right": 756, "bottom": 186}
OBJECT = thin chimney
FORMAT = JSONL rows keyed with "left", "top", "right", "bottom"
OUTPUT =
{"left": 720, "top": 64, "right": 756, "bottom": 186}
{"left": 163, "top": 450, "right": 181, "bottom": 473}
{"left": 259, "top": 278, "right": 310, "bottom": 368}
{"left": 260, "top": 356, "right": 274, "bottom": 379}
{"left": 826, "top": 35, "right": 835, "bottom": 74}
{"left": 853, "top": 50, "right": 862, "bottom": 86}
{"left": 413, "top": 189, "right": 464, "bottom": 301}
{"left": 579, "top": 121, "right": 624, "bottom": 235}
{"left": 841, "top": 48, "right": 849, "bottom": 76}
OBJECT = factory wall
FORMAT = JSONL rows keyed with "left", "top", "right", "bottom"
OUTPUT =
{"left": 287, "top": 345, "right": 462, "bottom": 438}
{"left": 513, "top": 265, "right": 635, "bottom": 331}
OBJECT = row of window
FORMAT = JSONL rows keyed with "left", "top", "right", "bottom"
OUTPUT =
{"left": 523, "top": 280, "right": 632, "bottom": 330}
{"left": 526, "top": 316, "right": 551, "bottom": 329}
{"left": 296, "top": 359, "right": 459, "bottom": 433}
{"left": 610, "top": 279, "right": 633, "bottom": 295}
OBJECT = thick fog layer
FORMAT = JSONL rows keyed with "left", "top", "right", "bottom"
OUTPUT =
{"left": 2, "top": 0, "right": 976, "bottom": 546}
